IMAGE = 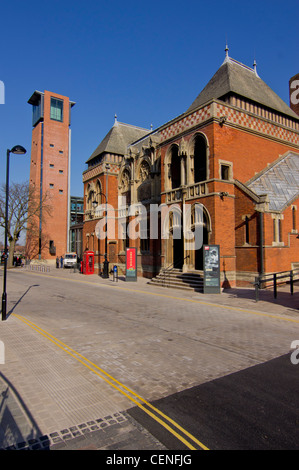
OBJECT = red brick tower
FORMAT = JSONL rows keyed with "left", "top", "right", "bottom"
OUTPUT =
{"left": 27, "top": 90, "right": 75, "bottom": 262}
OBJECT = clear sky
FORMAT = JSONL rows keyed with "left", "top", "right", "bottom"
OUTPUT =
{"left": 0, "top": 0, "right": 298, "bottom": 197}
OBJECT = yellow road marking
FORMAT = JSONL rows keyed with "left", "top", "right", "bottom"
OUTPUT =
{"left": 13, "top": 313, "right": 209, "bottom": 451}
{"left": 22, "top": 270, "right": 299, "bottom": 324}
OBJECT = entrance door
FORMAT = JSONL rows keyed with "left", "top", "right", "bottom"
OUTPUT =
{"left": 173, "top": 236, "right": 184, "bottom": 269}
{"left": 195, "top": 215, "right": 209, "bottom": 270}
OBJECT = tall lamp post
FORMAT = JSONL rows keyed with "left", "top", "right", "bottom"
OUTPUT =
{"left": 92, "top": 193, "right": 109, "bottom": 278}
{"left": 103, "top": 163, "right": 110, "bottom": 278}
{"left": 1, "top": 145, "right": 27, "bottom": 321}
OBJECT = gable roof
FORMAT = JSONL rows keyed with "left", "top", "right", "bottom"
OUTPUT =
{"left": 247, "top": 152, "right": 299, "bottom": 211}
{"left": 86, "top": 121, "right": 150, "bottom": 164}
{"left": 187, "top": 56, "right": 298, "bottom": 119}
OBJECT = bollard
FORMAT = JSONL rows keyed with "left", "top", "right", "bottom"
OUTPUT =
{"left": 254, "top": 277, "right": 259, "bottom": 302}
{"left": 290, "top": 270, "right": 294, "bottom": 295}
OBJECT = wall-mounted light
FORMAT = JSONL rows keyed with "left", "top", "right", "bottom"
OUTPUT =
{"left": 219, "top": 191, "right": 229, "bottom": 199}
{"left": 219, "top": 116, "right": 227, "bottom": 126}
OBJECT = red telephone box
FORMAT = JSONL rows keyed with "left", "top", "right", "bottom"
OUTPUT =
{"left": 83, "top": 251, "right": 94, "bottom": 275}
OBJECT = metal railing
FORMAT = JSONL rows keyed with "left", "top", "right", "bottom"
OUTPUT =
{"left": 254, "top": 269, "right": 299, "bottom": 302}
{"left": 24, "top": 263, "right": 50, "bottom": 273}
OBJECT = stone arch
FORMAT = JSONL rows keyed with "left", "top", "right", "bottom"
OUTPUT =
{"left": 137, "top": 158, "right": 151, "bottom": 183}
{"left": 119, "top": 167, "right": 131, "bottom": 193}
{"left": 86, "top": 182, "right": 96, "bottom": 211}
{"left": 190, "top": 203, "right": 212, "bottom": 270}
{"left": 95, "top": 179, "right": 103, "bottom": 205}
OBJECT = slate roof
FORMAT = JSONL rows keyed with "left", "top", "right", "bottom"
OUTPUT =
{"left": 187, "top": 56, "right": 298, "bottom": 119}
{"left": 86, "top": 121, "right": 150, "bottom": 164}
{"left": 247, "top": 152, "right": 299, "bottom": 211}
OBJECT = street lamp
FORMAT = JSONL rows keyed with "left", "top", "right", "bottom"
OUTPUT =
{"left": 92, "top": 191, "right": 109, "bottom": 278}
{"left": 1, "top": 145, "right": 27, "bottom": 321}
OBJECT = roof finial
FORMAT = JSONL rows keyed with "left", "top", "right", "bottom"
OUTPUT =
{"left": 225, "top": 43, "right": 229, "bottom": 58}
{"left": 253, "top": 58, "right": 259, "bottom": 77}
{"left": 114, "top": 113, "right": 118, "bottom": 125}
{"left": 223, "top": 39, "right": 230, "bottom": 64}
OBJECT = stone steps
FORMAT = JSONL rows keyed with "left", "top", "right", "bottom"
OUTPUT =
{"left": 148, "top": 269, "right": 204, "bottom": 292}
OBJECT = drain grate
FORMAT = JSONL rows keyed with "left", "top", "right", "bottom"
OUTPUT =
{"left": 1, "top": 412, "right": 127, "bottom": 450}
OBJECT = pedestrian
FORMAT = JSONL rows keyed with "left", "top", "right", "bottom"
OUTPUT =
{"left": 56, "top": 256, "right": 59, "bottom": 268}
{"left": 60, "top": 255, "right": 63, "bottom": 268}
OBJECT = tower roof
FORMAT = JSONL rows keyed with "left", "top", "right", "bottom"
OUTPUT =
{"left": 187, "top": 56, "right": 298, "bottom": 119}
{"left": 86, "top": 121, "right": 150, "bottom": 164}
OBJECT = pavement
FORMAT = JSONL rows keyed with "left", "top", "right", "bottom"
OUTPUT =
{"left": 0, "top": 265, "right": 298, "bottom": 451}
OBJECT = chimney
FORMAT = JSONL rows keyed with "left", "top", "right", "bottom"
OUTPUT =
{"left": 289, "top": 73, "right": 299, "bottom": 116}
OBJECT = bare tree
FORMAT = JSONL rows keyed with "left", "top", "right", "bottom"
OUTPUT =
{"left": 0, "top": 181, "right": 52, "bottom": 267}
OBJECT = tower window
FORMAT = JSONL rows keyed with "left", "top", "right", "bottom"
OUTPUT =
{"left": 50, "top": 98, "right": 63, "bottom": 122}
{"left": 245, "top": 216, "right": 250, "bottom": 244}
{"left": 221, "top": 164, "right": 230, "bottom": 180}
{"left": 273, "top": 217, "right": 283, "bottom": 244}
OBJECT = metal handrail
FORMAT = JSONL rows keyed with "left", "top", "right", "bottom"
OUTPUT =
{"left": 254, "top": 268, "right": 299, "bottom": 302}
{"left": 162, "top": 255, "right": 190, "bottom": 286}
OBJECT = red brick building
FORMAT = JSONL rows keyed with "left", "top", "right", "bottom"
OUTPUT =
{"left": 83, "top": 52, "right": 299, "bottom": 286}
{"left": 27, "top": 90, "right": 75, "bottom": 262}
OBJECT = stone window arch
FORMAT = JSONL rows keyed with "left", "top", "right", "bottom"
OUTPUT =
{"left": 95, "top": 179, "right": 103, "bottom": 205}
{"left": 120, "top": 168, "right": 131, "bottom": 193}
{"left": 165, "top": 144, "right": 182, "bottom": 190}
{"left": 86, "top": 183, "right": 95, "bottom": 211}
{"left": 138, "top": 159, "right": 151, "bottom": 182}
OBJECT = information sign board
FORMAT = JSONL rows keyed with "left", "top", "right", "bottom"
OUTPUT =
{"left": 203, "top": 245, "right": 220, "bottom": 294}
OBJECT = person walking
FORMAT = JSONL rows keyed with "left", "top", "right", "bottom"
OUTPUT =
{"left": 56, "top": 256, "right": 59, "bottom": 268}
{"left": 60, "top": 255, "right": 63, "bottom": 268}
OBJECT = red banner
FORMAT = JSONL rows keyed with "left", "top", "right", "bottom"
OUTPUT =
{"left": 126, "top": 247, "right": 137, "bottom": 281}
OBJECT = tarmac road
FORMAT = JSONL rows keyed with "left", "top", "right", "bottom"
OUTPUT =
{"left": 0, "top": 267, "right": 298, "bottom": 451}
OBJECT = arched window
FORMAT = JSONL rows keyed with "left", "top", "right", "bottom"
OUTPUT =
{"left": 86, "top": 184, "right": 95, "bottom": 211}
{"left": 193, "top": 135, "right": 207, "bottom": 183}
{"left": 171, "top": 145, "right": 181, "bottom": 189}
{"left": 139, "top": 160, "right": 150, "bottom": 182}
{"left": 95, "top": 180, "right": 103, "bottom": 205}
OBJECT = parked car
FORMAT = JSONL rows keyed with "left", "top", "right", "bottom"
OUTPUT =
{"left": 63, "top": 253, "right": 77, "bottom": 268}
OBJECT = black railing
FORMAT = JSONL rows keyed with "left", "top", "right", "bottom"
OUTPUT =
{"left": 254, "top": 269, "right": 299, "bottom": 302}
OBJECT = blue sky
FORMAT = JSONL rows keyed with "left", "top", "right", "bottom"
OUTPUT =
{"left": 0, "top": 0, "right": 298, "bottom": 197}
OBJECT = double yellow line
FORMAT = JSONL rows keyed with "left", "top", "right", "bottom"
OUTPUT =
{"left": 13, "top": 313, "right": 209, "bottom": 451}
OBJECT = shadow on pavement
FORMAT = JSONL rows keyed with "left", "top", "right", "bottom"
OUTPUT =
{"left": 0, "top": 371, "right": 49, "bottom": 450}
{"left": 6, "top": 284, "right": 40, "bottom": 319}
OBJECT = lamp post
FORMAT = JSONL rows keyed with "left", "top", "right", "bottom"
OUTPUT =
{"left": 2, "top": 145, "right": 27, "bottom": 321}
{"left": 92, "top": 166, "right": 110, "bottom": 279}
{"left": 103, "top": 163, "right": 110, "bottom": 278}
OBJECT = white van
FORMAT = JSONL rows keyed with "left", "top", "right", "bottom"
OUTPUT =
{"left": 63, "top": 252, "right": 77, "bottom": 268}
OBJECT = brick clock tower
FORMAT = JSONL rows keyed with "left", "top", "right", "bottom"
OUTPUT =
{"left": 27, "top": 90, "right": 75, "bottom": 262}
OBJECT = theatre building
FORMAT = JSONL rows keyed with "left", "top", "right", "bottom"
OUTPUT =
{"left": 83, "top": 51, "right": 299, "bottom": 287}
